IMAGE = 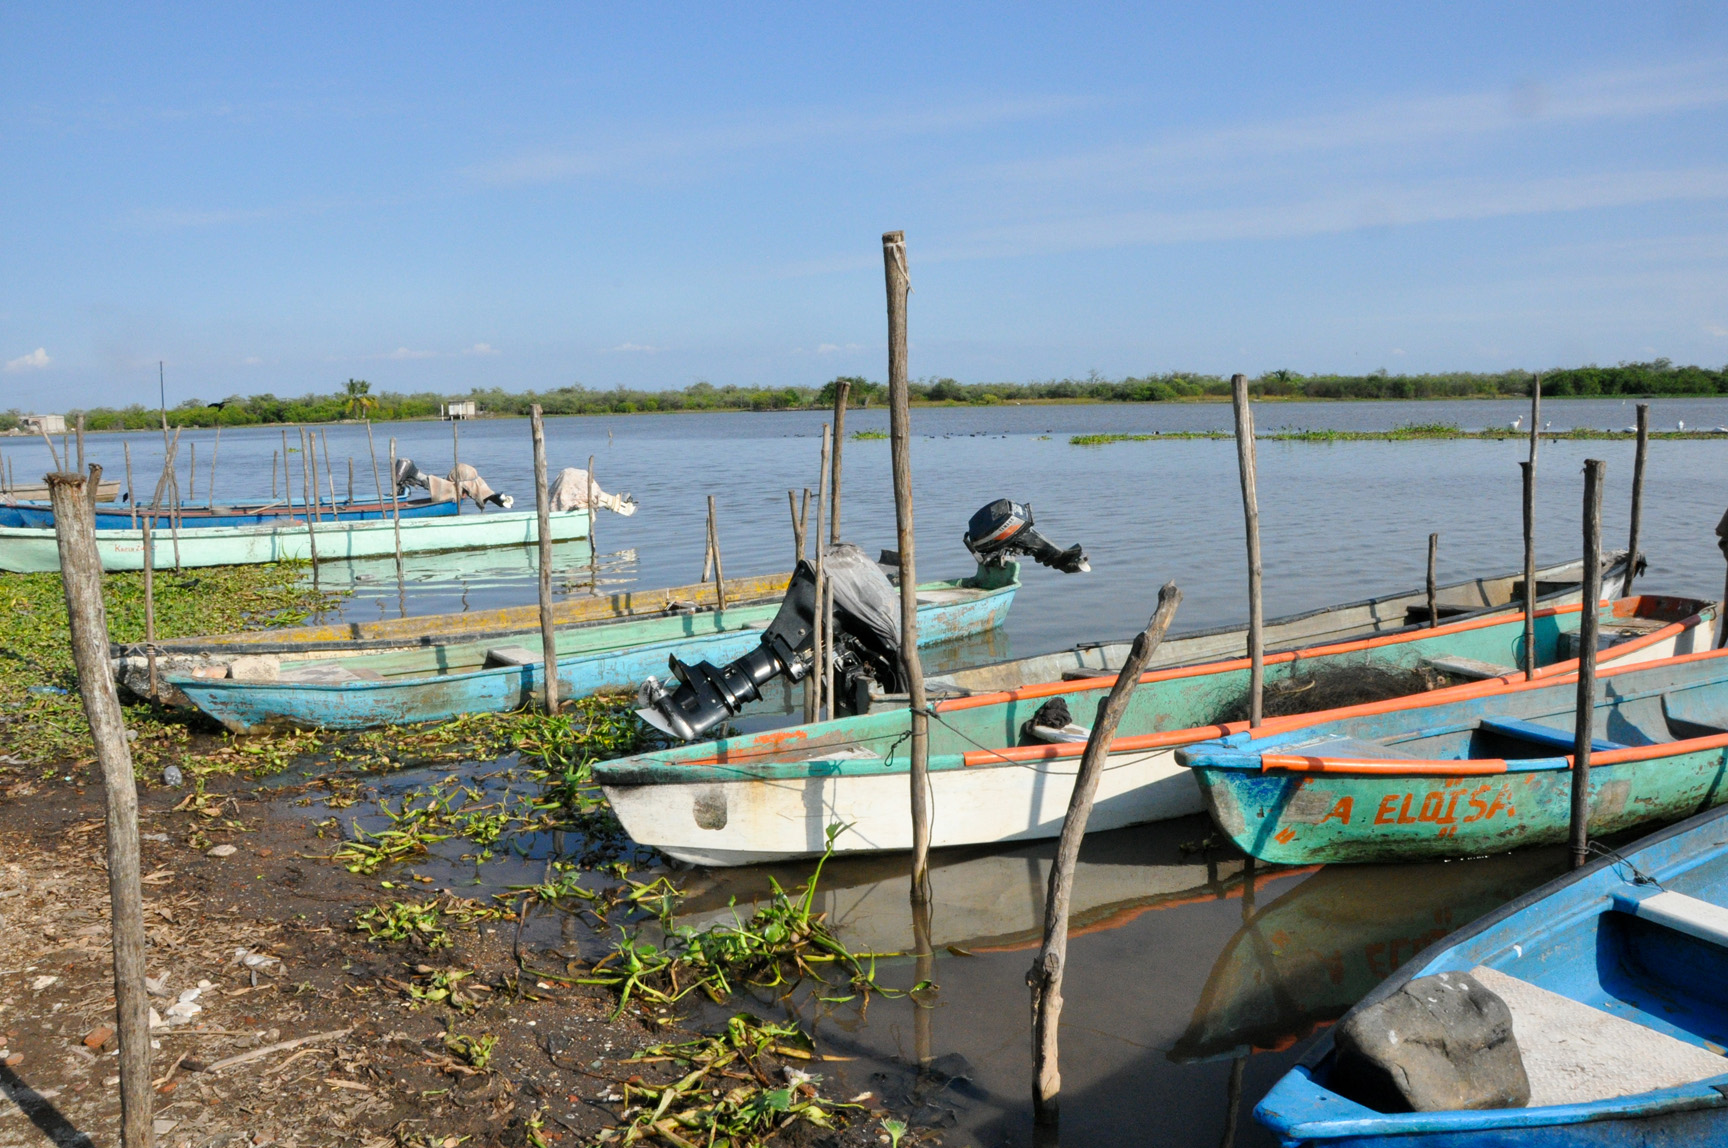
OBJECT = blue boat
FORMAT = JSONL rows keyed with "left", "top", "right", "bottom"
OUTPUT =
{"left": 1255, "top": 799, "right": 1728, "bottom": 1145}
{"left": 0, "top": 496, "right": 457, "bottom": 529}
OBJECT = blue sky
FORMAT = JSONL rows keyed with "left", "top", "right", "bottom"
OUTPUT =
{"left": 3, "top": 3, "right": 1728, "bottom": 410}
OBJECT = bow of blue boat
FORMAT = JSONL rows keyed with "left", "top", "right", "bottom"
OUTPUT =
{"left": 1256, "top": 801, "right": 1728, "bottom": 1145}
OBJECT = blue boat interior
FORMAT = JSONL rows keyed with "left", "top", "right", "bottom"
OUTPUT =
{"left": 1256, "top": 807, "right": 1728, "bottom": 1140}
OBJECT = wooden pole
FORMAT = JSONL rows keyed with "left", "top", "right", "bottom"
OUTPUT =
{"left": 45, "top": 473, "right": 154, "bottom": 1148}
{"left": 1622, "top": 403, "right": 1649, "bottom": 598}
{"left": 701, "top": 504, "right": 715, "bottom": 583}
{"left": 75, "top": 414, "right": 86, "bottom": 474}
{"left": 1522, "top": 461, "right": 1537, "bottom": 679}
{"left": 387, "top": 437, "right": 405, "bottom": 610}
{"left": 1230, "top": 374, "right": 1264, "bottom": 728}
{"left": 280, "top": 428, "right": 292, "bottom": 514}
{"left": 38, "top": 423, "right": 64, "bottom": 471}
{"left": 125, "top": 442, "right": 136, "bottom": 528}
{"left": 806, "top": 427, "right": 830, "bottom": 723}
{"left": 707, "top": 494, "right": 727, "bottom": 611}
{"left": 346, "top": 456, "right": 354, "bottom": 508}
{"left": 1571, "top": 459, "right": 1605, "bottom": 870}
{"left": 363, "top": 421, "right": 386, "bottom": 517}
{"left": 86, "top": 463, "right": 103, "bottom": 515}
{"left": 298, "top": 428, "right": 320, "bottom": 585}
{"left": 531, "top": 405, "right": 560, "bottom": 715}
{"left": 271, "top": 449, "right": 279, "bottom": 502}
{"left": 451, "top": 416, "right": 460, "bottom": 498}
{"left": 1426, "top": 533, "right": 1439, "bottom": 628}
{"left": 830, "top": 379, "right": 850, "bottom": 545}
{"left": 168, "top": 465, "right": 182, "bottom": 572}
{"left": 321, "top": 430, "right": 337, "bottom": 514}
{"left": 1529, "top": 372, "right": 1541, "bottom": 464}
{"left": 1029, "top": 582, "right": 1182, "bottom": 1124}
{"left": 882, "top": 229, "right": 931, "bottom": 900}
{"left": 788, "top": 490, "right": 806, "bottom": 567}
{"left": 188, "top": 442, "right": 196, "bottom": 503}
{"left": 588, "top": 453, "right": 599, "bottom": 594}
{"left": 142, "top": 513, "right": 157, "bottom": 700}
{"left": 207, "top": 426, "right": 220, "bottom": 508}
{"left": 1717, "top": 507, "right": 1728, "bottom": 649}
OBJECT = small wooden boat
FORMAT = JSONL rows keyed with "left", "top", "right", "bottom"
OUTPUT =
{"left": 594, "top": 594, "right": 1714, "bottom": 866}
{"left": 0, "top": 479, "right": 120, "bottom": 502}
{"left": 0, "top": 495, "right": 457, "bottom": 529}
{"left": 167, "top": 565, "right": 1019, "bottom": 733}
{"left": 0, "top": 508, "right": 588, "bottom": 573}
{"left": 920, "top": 554, "right": 1629, "bottom": 697}
{"left": 1254, "top": 802, "right": 1728, "bottom": 1145}
{"left": 1179, "top": 635, "right": 1728, "bottom": 866}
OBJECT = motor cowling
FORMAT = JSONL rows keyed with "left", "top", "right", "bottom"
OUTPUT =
{"left": 963, "top": 499, "right": 1089, "bottom": 573}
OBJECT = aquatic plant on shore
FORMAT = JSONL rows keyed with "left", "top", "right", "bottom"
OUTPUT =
{"left": 1070, "top": 425, "right": 1728, "bottom": 446}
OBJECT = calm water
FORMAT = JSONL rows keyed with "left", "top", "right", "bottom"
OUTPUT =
{"left": 28, "top": 399, "right": 1728, "bottom": 1145}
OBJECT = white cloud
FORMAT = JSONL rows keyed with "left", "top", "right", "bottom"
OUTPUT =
{"left": 815, "top": 342, "right": 863, "bottom": 355}
{"left": 609, "top": 343, "right": 660, "bottom": 353}
{"left": 1708, "top": 324, "right": 1728, "bottom": 337}
{"left": 464, "top": 342, "right": 500, "bottom": 356}
{"left": 242, "top": 355, "right": 263, "bottom": 365}
{"left": 4, "top": 347, "right": 50, "bottom": 372}
{"left": 383, "top": 346, "right": 438, "bottom": 360}
{"left": 1392, "top": 348, "right": 1407, "bottom": 356}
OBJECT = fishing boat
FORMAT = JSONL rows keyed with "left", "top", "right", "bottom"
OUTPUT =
{"left": 1254, "top": 802, "right": 1728, "bottom": 1145}
{"left": 1179, "top": 636, "right": 1728, "bottom": 866}
{"left": 594, "top": 594, "right": 1715, "bottom": 866}
{"left": 920, "top": 555, "right": 1629, "bottom": 696}
{"left": 167, "top": 564, "right": 1019, "bottom": 733}
{"left": 0, "top": 479, "right": 120, "bottom": 502}
{"left": 0, "top": 495, "right": 457, "bottom": 529}
{"left": 0, "top": 507, "right": 588, "bottom": 573}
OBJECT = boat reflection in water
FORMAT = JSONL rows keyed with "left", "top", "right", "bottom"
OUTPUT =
{"left": 1172, "top": 846, "right": 1569, "bottom": 1065}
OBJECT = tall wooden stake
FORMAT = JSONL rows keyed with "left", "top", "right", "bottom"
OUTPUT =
{"left": 531, "top": 406, "right": 559, "bottom": 715}
{"left": 788, "top": 490, "right": 806, "bottom": 566}
{"left": 46, "top": 474, "right": 154, "bottom": 1148}
{"left": 188, "top": 442, "right": 196, "bottom": 503}
{"left": 124, "top": 442, "right": 136, "bottom": 528}
{"left": 363, "top": 421, "right": 386, "bottom": 519}
{"left": 1717, "top": 506, "right": 1728, "bottom": 649}
{"left": 76, "top": 414, "right": 86, "bottom": 473}
{"left": 805, "top": 427, "right": 830, "bottom": 723}
{"left": 1622, "top": 403, "right": 1649, "bottom": 598}
{"left": 142, "top": 513, "right": 157, "bottom": 699}
{"left": 271, "top": 449, "right": 279, "bottom": 502}
{"left": 346, "top": 456, "right": 354, "bottom": 508}
{"left": 1521, "top": 461, "right": 1537, "bottom": 678}
{"left": 830, "top": 379, "right": 850, "bottom": 544}
{"left": 280, "top": 428, "right": 292, "bottom": 514}
{"left": 321, "top": 429, "right": 337, "bottom": 513}
{"left": 1030, "top": 583, "right": 1182, "bottom": 1125}
{"left": 883, "top": 229, "right": 931, "bottom": 900}
{"left": 87, "top": 463, "right": 104, "bottom": 514}
{"left": 707, "top": 495, "right": 727, "bottom": 611}
{"left": 588, "top": 454, "right": 600, "bottom": 593}
{"left": 387, "top": 438, "right": 405, "bottom": 613}
{"left": 1529, "top": 372, "right": 1541, "bottom": 464}
{"left": 298, "top": 428, "right": 320, "bottom": 585}
{"left": 1230, "top": 374, "right": 1264, "bottom": 727}
{"left": 1571, "top": 459, "right": 1605, "bottom": 870}
{"left": 1426, "top": 533, "right": 1439, "bottom": 628}
{"left": 208, "top": 426, "right": 220, "bottom": 508}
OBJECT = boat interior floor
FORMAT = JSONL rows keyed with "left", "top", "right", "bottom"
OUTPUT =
{"left": 1469, "top": 965, "right": 1728, "bottom": 1107}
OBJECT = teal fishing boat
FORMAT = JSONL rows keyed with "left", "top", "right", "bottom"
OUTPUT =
{"left": 1179, "top": 636, "right": 1728, "bottom": 866}
{"left": 169, "top": 564, "right": 1019, "bottom": 733}
{"left": 594, "top": 595, "right": 1714, "bottom": 866}
{"left": 0, "top": 507, "right": 588, "bottom": 573}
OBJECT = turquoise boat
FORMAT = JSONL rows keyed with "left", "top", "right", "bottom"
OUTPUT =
{"left": 0, "top": 495, "right": 457, "bottom": 529}
{"left": 1255, "top": 801, "right": 1728, "bottom": 1145}
{"left": 0, "top": 507, "right": 587, "bottom": 573}
{"left": 168, "top": 564, "right": 1019, "bottom": 733}
{"left": 1179, "top": 636, "right": 1728, "bottom": 866}
{"left": 593, "top": 595, "right": 1714, "bottom": 866}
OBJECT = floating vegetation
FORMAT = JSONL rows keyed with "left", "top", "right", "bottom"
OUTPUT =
{"left": 571, "top": 826, "right": 920, "bottom": 1018}
{"left": 596, "top": 1013, "right": 853, "bottom": 1147}
{"left": 442, "top": 1030, "right": 498, "bottom": 1072}
{"left": 356, "top": 893, "right": 512, "bottom": 950}
{"left": 851, "top": 429, "right": 888, "bottom": 440}
{"left": 1070, "top": 425, "right": 1727, "bottom": 446}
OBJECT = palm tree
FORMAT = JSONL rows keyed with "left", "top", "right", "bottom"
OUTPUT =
{"left": 344, "top": 379, "right": 376, "bottom": 419}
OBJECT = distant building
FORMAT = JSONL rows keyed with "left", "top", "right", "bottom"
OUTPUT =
{"left": 440, "top": 401, "right": 477, "bottom": 420}
{"left": 18, "top": 414, "right": 66, "bottom": 435}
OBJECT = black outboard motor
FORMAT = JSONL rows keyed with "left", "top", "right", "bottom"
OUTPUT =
{"left": 637, "top": 543, "right": 903, "bottom": 741}
{"left": 963, "top": 499, "right": 1089, "bottom": 573}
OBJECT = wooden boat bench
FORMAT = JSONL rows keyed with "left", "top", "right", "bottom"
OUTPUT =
{"left": 1476, "top": 716, "right": 1627, "bottom": 753}
{"left": 1610, "top": 885, "right": 1728, "bottom": 950}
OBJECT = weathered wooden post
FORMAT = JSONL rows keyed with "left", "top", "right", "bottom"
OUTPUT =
{"left": 830, "top": 379, "right": 850, "bottom": 544}
{"left": 451, "top": 414, "right": 461, "bottom": 494}
{"left": 1427, "top": 533, "right": 1439, "bottom": 628}
{"left": 142, "top": 512, "right": 157, "bottom": 699}
{"left": 788, "top": 490, "right": 806, "bottom": 566}
{"left": 1622, "top": 403, "right": 1649, "bottom": 598}
{"left": 280, "top": 428, "right": 292, "bottom": 512}
{"left": 364, "top": 421, "right": 386, "bottom": 512}
{"left": 76, "top": 413, "right": 86, "bottom": 474}
{"left": 1230, "top": 374, "right": 1264, "bottom": 727}
{"left": 86, "top": 463, "right": 104, "bottom": 515}
{"left": 387, "top": 437, "right": 405, "bottom": 612}
{"left": 883, "top": 229, "right": 932, "bottom": 899}
{"left": 321, "top": 429, "right": 337, "bottom": 511}
{"left": 1521, "top": 461, "right": 1537, "bottom": 678}
{"left": 1571, "top": 459, "right": 1606, "bottom": 870}
{"left": 188, "top": 442, "right": 196, "bottom": 503}
{"left": 46, "top": 473, "right": 154, "bottom": 1148}
{"left": 1717, "top": 507, "right": 1728, "bottom": 649}
{"left": 346, "top": 456, "right": 354, "bottom": 508}
{"left": 1529, "top": 372, "right": 1541, "bottom": 464}
{"left": 1029, "top": 582, "right": 1182, "bottom": 1124}
{"left": 707, "top": 495, "right": 727, "bottom": 611}
{"left": 588, "top": 454, "right": 600, "bottom": 594}
{"left": 298, "top": 428, "right": 320, "bottom": 586}
{"left": 804, "top": 431, "right": 830, "bottom": 723}
{"left": 208, "top": 426, "right": 221, "bottom": 508}
{"left": 124, "top": 442, "right": 136, "bottom": 528}
{"left": 531, "top": 405, "right": 560, "bottom": 715}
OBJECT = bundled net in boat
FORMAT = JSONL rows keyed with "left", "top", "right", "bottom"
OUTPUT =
{"left": 1214, "top": 662, "right": 1443, "bottom": 724}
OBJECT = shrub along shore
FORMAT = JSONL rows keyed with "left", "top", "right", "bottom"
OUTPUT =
{"left": 1071, "top": 423, "right": 1728, "bottom": 445}
{"left": 8, "top": 358, "right": 1728, "bottom": 431}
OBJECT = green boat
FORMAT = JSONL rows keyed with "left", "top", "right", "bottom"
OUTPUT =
{"left": 1178, "top": 632, "right": 1728, "bottom": 865}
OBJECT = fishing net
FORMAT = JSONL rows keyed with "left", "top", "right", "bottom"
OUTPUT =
{"left": 1213, "top": 661, "right": 1446, "bottom": 724}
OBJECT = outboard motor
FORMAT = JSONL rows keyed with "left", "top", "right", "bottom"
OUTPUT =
{"left": 637, "top": 499, "right": 1089, "bottom": 742}
{"left": 963, "top": 499, "right": 1089, "bottom": 573}
{"left": 638, "top": 544, "right": 904, "bottom": 741}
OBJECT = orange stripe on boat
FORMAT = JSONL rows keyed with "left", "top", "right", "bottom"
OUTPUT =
{"left": 1260, "top": 755, "right": 1509, "bottom": 776}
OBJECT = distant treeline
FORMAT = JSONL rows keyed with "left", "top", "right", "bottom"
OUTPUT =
{"left": 6, "top": 360, "right": 1726, "bottom": 431}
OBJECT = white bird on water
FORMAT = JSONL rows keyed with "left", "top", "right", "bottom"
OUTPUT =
{"left": 1679, "top": 420, "right": 1686, "bottom": 432}
{"left": 1511, "top": 415, "right": 1523, "bottom": 431}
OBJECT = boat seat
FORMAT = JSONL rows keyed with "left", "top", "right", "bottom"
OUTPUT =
{"left": 1477, "top": 716, "right": 1625, "bottom": 752}
{"left": 484, "top": 645, "right": 544, "bottom": 667}
{"left": 1611, "top": 886, "right": 1728, "bottom": 950}
{"left": 1062, "top": 667, "right": 1121, "bottom": 680}
{"left": 1424, "top": 655, "right": 1518, "bottom": 681}
{"left": 277, "top": 661, "right": 384, "bottom": 684}
{"left": 1663, "top": 692, "right": 1728, "bottom": 739}
{"left": 914, "top": 588, "right": 974, "bottom": 605}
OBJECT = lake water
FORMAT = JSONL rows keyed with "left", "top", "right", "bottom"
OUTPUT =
{"left": 27, "top": 398, "right": 1728, "bottom": 1145}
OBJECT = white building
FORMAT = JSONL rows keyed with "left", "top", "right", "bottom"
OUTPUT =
{"left": 440, "top": 401, "right": 477, "bottom": 420}
{"left": 18, "top": 414, "right": 67, "bottom": 435}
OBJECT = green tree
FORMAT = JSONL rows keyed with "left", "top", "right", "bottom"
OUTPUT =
{"left": 343, "top": 378, "right": 376, "bottom": 419}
